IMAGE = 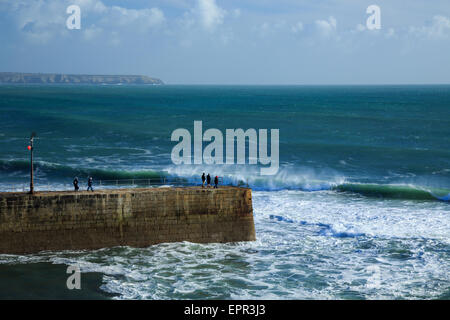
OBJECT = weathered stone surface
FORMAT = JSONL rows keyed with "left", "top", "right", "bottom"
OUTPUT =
{"left": 0, "top": 187, "right": 255, "bottom": 254}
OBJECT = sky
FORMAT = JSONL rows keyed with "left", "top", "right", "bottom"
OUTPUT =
{"left": 0, "top": 0, "right": 450, "bottom": 84}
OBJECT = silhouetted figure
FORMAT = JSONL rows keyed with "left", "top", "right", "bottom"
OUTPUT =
{"left": 202, "top": 173, "right": 206, "bottom": 188}
{"left": 87, "top": 177, "right": 94, "bottom": 192}
{"left": 214, "top": 176, "right": 219, "bottom": 188}
{"left": 206, "top": 173, "right": 211, "bottom": 187}
{"left": 73, "top": 177, "right": 79, "bottom": 192}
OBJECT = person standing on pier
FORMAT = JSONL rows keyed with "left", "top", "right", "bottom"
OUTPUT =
{"left": 206, "top": 173, "right": 211, "bottom": 188}
{"left": 202, "top": 173, "right": 206, "bottom": 188}
{"left": 73, "top": 177, "right": 79, "bottom": 191}
{"left": 214, "top": 176, "right": 219, "bottom": 189}
{"left": 87, "top": 177, "right": 94, "bottom": 192}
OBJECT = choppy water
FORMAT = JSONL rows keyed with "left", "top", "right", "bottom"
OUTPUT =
{"left": 0, "top": 85, "right": 449, "bottom": 299}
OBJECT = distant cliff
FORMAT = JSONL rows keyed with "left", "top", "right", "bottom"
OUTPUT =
{"left": 0, "top": 72, "right": 164, "bottom": 85}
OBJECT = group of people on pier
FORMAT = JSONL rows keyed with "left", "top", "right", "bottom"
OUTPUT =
{"left": 73, "top": 177, "right": 94, "bottom": 192}
{"left": 72, "top": 174, "right": 219, "bottom": 191}
{"left": 201, "top": 173, "right": 219, "bottom": 189}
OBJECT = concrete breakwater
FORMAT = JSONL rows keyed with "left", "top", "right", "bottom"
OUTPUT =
{"left": 0, "top": 187, "right": 255, "bottom": 254}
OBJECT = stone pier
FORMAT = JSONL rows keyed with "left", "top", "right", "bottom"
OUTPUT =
{"left": 0, "top": 187, "right": 255, "bottom": 254}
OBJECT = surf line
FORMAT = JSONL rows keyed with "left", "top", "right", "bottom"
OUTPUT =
{"left": 171, "top": 121, "right": 279, "bottom": 175}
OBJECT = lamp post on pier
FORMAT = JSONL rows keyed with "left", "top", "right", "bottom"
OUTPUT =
{"left": 28, "top": 132, "right": 36, "bottom": 194}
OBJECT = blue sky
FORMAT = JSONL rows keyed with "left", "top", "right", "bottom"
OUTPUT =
{"left": 1, "top": 0, "right": 450, "bottom": 84}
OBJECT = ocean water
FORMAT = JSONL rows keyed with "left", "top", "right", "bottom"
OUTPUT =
{"left": 0, "top": 85, "right": 449, "bottom": 299}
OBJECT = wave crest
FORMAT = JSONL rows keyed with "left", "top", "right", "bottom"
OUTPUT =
{"left": 1, "top": 160, "right": 448, "bottom": 202}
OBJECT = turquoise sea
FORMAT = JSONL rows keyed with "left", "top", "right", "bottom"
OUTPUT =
{"left": 0, "top": 85, "right": 449, "bottom": 299}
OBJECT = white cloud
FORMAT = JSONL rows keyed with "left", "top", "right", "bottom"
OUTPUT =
{"left": 4, "top": 0, "right": 165, "bottom": 44}
{"left": 385, "top": 28, "right": 395, "bottom": 39}
{"left": 315, "top": 16, "right": 337, "bottom": 37}
{"left": 256, "top": 22, "right": 270, "bottom": 38}
{"left": 254, "top": 20, "right": 288, "bottom": 38}
{"left": 109, "top": 6, "right": 165, "bottom": 32}
{"left": 109, "top": 31, "right": 121, "bottom": 46}
{"left": 291, "top": 21, "right": 303, "bottom": 34}
{"left": 8, "top": 0, "right": 67, "bottom": 43}
{"left": 355, "top": 24, "right": 365, "bottom": 32}
{"left": 410, "top": 15, "right": 450, "bottom": 39}
{"left": 196, "top": 0, "right": 226, "bottom": 31}
{"left": 72, "top": 0, "right": 107, "bottom": 14}
{"left": 83, "top": 25, "right": 102, "bottom": 40}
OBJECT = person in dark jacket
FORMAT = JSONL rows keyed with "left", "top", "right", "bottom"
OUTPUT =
{"left": 87, "top": 177, "right": 94, "bottom": 192}
{"left": 73, "top": 177, "right": 79, "bottom": 191}
{"left": 206, "top": 173, "right": 211, "bottom": 188}
{"left": 214, "top": 176, "right": 219, "bottom": 188}
{"left": 202, "top": 173, "right": 206, "bottom": 188}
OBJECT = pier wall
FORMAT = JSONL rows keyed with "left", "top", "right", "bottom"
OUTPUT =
{"left": 0, "top": 187, "right": 255, "bottom": 254}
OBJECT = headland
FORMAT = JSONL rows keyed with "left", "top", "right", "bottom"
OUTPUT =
{"left": 0, "top": 72, "right": 164, "bottom": 85}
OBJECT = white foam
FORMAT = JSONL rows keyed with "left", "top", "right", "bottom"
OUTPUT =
{"left": 0, "top": 190, "right": 448, "bottom": 300}
{"left": 163, "top": 164, "right": 346, "bottom": 190}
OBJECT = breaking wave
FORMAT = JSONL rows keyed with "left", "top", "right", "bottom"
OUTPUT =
{"left": 0, "top": 160, "right": 166, "bottom": 181}
{"left": 1, "top": 160, "right": 448, "bottom": 202}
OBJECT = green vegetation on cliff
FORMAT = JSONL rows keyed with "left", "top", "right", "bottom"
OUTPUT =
{"left": 0, "top": 72, "right": 164, "bottom": 85}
